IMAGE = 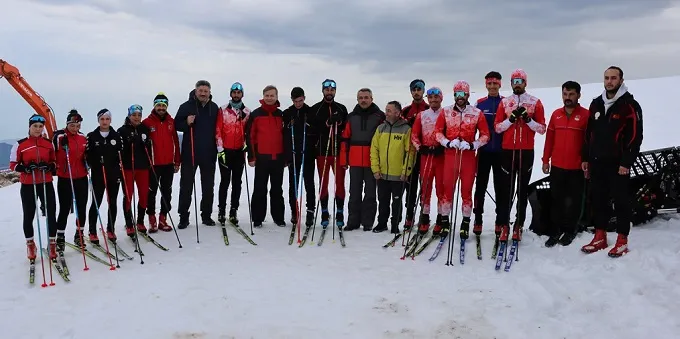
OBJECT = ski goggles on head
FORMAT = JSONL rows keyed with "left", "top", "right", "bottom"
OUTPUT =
{"left": 322, "top": 80, "right": 337, "bottom": 89}
{"left": 426, "top": 88, "right": 442, "bottom": 96}
{"left": 231, "top": 82, "right": 244, "bottom": 92}
{"left": 454, "top": 91, "right": 467, "bottom": 98}
{"left": 511, "top": 78, "right": 525, "bottom": 85}
{"left": 153, "top": 98, "right": 168, "bottom": 107}
{"left": 410, "top": 81, "right": 425, "bottom": 90}
{"left": 128, "top": 104, "right": 143, "bottom": 115}
{"left": 30, "top": 115, "right": 46, "bottom": 124}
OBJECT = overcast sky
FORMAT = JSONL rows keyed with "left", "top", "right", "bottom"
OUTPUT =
{"left": 1, "top": 0, "right": 679, "bottom": 138}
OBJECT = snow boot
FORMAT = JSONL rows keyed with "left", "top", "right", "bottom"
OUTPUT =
{"left": 581, "top": 229, "right": 608, "bottom": 254}
{"left": 218, "top": 208, "right": 226, "bottom": 225}
{"left": 433, "top": 215, "right": 450, "bottom": 236}
{"left": 608, "top": 234, "right": 629, "bottom": 258}
{"left": 148, "top": 214, "right": 158, "bottom": 233}
{"left": 178, "top": 215, "right": 189, "bottom": 229}
{"left": 48, "top": 237, "right": 57, "bottom": 260}
{"left": 418, "top": 214, "right": 431, "bottom": 235}
{"left": 89, "top": 233, "right": 99, "bottom": 245}
{"left": 56, "top": 230, "right": 65, "bottom": 252}
{"left": 158, "top": 214, "right": 172, "bottom": 232}
{"left": 372, "top": 224, "right": 388, "bottom": 233}
{"left": 459, "top": 217, "right": 471, "bottom": 240}
{"left": 512, "top": 223, "right": 523, "bottom": 242}
{"left": 545, "top": 234, "right": 560, "bottom": 247}
{"left": 305, "top": 210, "right": 314, "bottom": 227}
{"left": 559, "top": 232, "right": 576, "bottom": 246}
{"left": 26, "top": 239, "right": 37, "bottom": 261}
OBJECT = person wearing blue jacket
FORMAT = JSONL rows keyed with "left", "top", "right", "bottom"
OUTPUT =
{"left": 175, "top": 80, "right": 220, "bottom": 228}
{"left": 472, "top": 71, "right": 504, "bottom": 236}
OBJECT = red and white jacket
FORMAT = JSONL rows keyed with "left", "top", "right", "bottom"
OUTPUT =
{"left": 411, "top": 107, "right": 443, "bottom": 149}
{"left": 142, "top": 110, "right": 181, "bottom": 167}
{"left": 9, "top": 136, "right": 56, "bottom": 185}
{"left": 542, "top": 105, "right": 590, "bottom": 170}
{"left": 216, "top": 103, "right": 250, "bottom": 152}
{"left": 494, "top": 93, "right": 546, "bottom": 150}
{"left": 435, "top": 104, "right": 490, "bottom": 149}
{"left": 53, "top": 129, "right": 88, "bottom": 179}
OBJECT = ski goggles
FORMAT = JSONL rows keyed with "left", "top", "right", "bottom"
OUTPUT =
{"left": 426, "top": 88, "right": 442, "bottom": 96}
{"left": 153, "top": 98, "right": 168, "bottom": 107}
{"left": 30, "top": 115, "right": 46, "bottom": 124}
{"left": 410, "top": 81, "right": 425, "bottom": 90}
{"left": 322, "top": 80, "right": 337, "bottom": 89}
{"left": 454, "top": 91, "right": 466, "bottom": 98}
{"left": 128, "top": 104, "right": 143, "bottom": 115}
{"left": 231, "top": 82, "right": 244, "bottom": 91}
{"left": 511, "top": 78, "right": 525, "bottom": 85}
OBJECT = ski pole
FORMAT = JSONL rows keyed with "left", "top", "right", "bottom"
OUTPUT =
{"left": 117, "top": 153, "right": 142, "bottom": 265}
{"left": 243, "top": 151, "right": 254, "bottom": 235}
{"left": 290, "top": 121, "right": 300, "bottom": 234}
{"left": 498, "top": 122, "right": 519, "bottom": 260}
{"left": 31, "top": 170, "right": 49, "bottom": 287}
{"left": 515, "top": 124, "right": 523, "bottom": 262}
{"left": 400, "top": 153, "right": 433, "bottom": 259}
{"left": 190, "top": 126, "right": 199, "bottom": 243}
{"left": 311, "top": 126, "right": 334, "bottom": 242}
{"left": 332, "top": 122, "right": 338, "bottom": 242}
{"left": 143, "top": 147, "right": 182, "bottom": 248}
{"left": 40, "top": 169, "right": 57, "bottom": 284}
{"left": 297, "top": 119, "right": 307, "bottom": 243}
{"left": 63, "top": 145, "right": 89, "bottom": 270}
{"left": 445, "top": 149, "right": 464, "bottom": 266}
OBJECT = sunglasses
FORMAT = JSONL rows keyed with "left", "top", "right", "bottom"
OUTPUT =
{"left": 512, "top": 78, "right": 525, "bottom": 85}
{"left": 231, "top": 82, "right": 244, "bottom": 91}
{"left": 454, "top": 91, "right": 466, "bottom": 98}
{"left": 426, "top": 88, "right": 441, "bottom": 96}
{"left": 322, "top": 81, "right": 337, "bottom": 89}
{"left": 128, "top": 104, "right": 143, "bottom": 115}
{"left": 30, "top": 115, "right": 46, "bottom": 123}
{"left": 153, "top": 98, "right": 169, "bottom": 107}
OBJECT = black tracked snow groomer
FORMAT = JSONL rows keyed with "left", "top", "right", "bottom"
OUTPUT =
{"left": 528, "top": 146, "right": 680, "bottom": 235}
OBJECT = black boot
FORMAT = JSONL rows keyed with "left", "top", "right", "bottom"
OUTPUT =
{"left": 228, "top": 208, "right": 238, "bottom": 225}
{"left": 372, "top": 224, "right": 388, "bottom": 233}
{"left": 558, "top": 231, "right": 576, "bottom": 246}
{"left": 56, "top": 231, "right": 65, "bottom": 252}
{"left": 305, "top": 210, "right": 314, "bottom": 227}
{"left": 178, "top": 214, "right": 189, "bottom": 229}
{"left": 545, "top": 235, "right": 561, "bottom": 247}
{"left": 218, "top": 208, "right": 226, "bottom": 225}
{"left": 320, "top": 209, "right": 330, "bottom": 228}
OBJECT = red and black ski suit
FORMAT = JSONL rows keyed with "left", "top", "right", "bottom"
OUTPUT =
{"left": 215, "top": 103, "right": 250, "bottom": 215}
{"left": 53, "top": 129, "right": 88, "bottom": 237}
{"left": 411, "top": 107, "right": 445, "bottom": 216}
{"left": 435, "top": 104, "right": 490, "bottom": 217}
{"left": 118, "top": 118, "right": 153, "bottom": 230}
{"left": 142, "top": 110, "right": 181, "bottom": 218}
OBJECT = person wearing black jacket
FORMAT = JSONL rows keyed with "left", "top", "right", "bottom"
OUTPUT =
{"left": 581, "top": 66, "right": 643, "bottom": 258}
{"left": 118, "top": 105, "right": 153, "bottom": 236}
{"left": 86, "top": 109, "right": 124, "bottom": 243}
{"left": 309, "top": 79, "right": 349, "bottom": 227}
{"left": 175, "top": 80, "right": 220, "bottom": 228}
{"left": 283, "top": 87, "right": 317, "bottom": 227}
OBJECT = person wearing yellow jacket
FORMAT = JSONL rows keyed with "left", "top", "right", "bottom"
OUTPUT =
{"left": 370, "top": 101, "right": 416, "bottom": 233}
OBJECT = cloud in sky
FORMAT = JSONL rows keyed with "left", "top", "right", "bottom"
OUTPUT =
{"left": 1, "top": 0, "right": 679, "bottom": 138}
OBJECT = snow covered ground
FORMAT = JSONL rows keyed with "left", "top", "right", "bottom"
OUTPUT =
{"left": 1, "top": 77, "right": 679, "bottom": 339}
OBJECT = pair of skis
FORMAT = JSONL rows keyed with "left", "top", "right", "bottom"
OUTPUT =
{"left": 220, "top": 220, "right": 257, "bottom": 246}
{"left": 296, "top": 220, "right": 345, "bottom": 247}
{"left": 458, "top": 234, "right": 483, "bottom": 264}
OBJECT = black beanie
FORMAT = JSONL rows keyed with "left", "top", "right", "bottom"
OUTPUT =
{"left": 97, "top": 108, "right": 111, "bottom": 119}
{"left": 66, "top": 109, "right": 82, "bottom": 124}
{"left": 291, "top": 87, "right": 305, "bottom": 99}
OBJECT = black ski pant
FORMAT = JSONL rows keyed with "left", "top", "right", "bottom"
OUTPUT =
{"left": 288, "top": 153, "right": 316, "bottom": 219}
{"left": 21, "top": 181, "right": 57, "bottom": 239}
{"left": 404, "top": 154, "right": 420, "bottom": 221}
{"left": 548, "top": 167, "right": 584, "bottom": 236}
{"left": 56, "top": 176, "right": 88, "bottom": 233}
{"left": 251, "top": 157, "right": 285, "bottom": 224}
{"left": 377, "top": 179, "right": 405, "bottom": 227}
{"left": 473, "top": 151, "right": 503, "bottom": 224}
{"left": 88, "top": 171, "right": 120, "bottom": 234}
{"left": 218, "top": 150, "right": 245, "bottom": 213}
{"left": 178, "top": 158, "right": 216, "bottom": 221}
{"left": 347, "top": 166, "right": 377, "bottom": 229}
{"left": 590, "top": 160, "right": 632, "bottom": 236}
{"left": 147, "top": 164, "right": 175, "bottom": 216}
{"left": 496, "top": 149, "right": 533, "bottom": 226}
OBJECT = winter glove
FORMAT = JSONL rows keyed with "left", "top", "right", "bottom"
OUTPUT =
{"left": 238, "top": 110, "right": 247, "bottom": 121}
{"left": 14, "top": 164, "right": 29, "bottom": 173}
{"left": 60, "top": 134, "right": 69, "bottom": 149}
{"left": 446, "top": 139, "right": 461, "bottom": 149}
{"left": 458, "top": 141, "right": 471, "bottom": 150}
{"left": 328, "top": 111, "right": 341, "bottom": 124}
{"left": 37, "top": 162, "right": 50, "bottom": 171}
{"left": 510, "top": 107, "right": 527, "bottom": 123}
{"left": 217, "top": 151, "right": 227, "bottom": 168}
{"left": 27, "top": 163, "right": 38, "bottom": 172}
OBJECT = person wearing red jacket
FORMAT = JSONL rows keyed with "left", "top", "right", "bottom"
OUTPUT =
{"left": 411, "top": 87, "right": 445, "bottom": 234}
{"left": 246, "top": 85, "right": 286, "bottom": 227}
{"left": 435, "top": 81, "right": 490, "bottom": 238}
{"left": 142, "top": 93, "right": 180, "bottom": 233}
{"left": 400, "top": 79, "right": 430, "bottom": 230}
{"left": 493, "top": 69, "right": 547, "bottom": 244}
{"left": 11, "top": 114, "right": 58, "bottom": 260}
{"left": 215, "top": 83, "right": 250, "bottom": 226}
{"left": 52, "top": 110, "right": 89, "bottom": 250}
{"left": 542, "top": 81, "right": 589, "bottom": 247}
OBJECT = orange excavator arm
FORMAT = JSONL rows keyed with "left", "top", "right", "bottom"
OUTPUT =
{"left": 1, "top": 59, "right": 58, "bottom": 139}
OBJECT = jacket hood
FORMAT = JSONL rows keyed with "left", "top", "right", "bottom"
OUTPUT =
{"left": 352, "top": 102, "right": 380, "bottom": 115}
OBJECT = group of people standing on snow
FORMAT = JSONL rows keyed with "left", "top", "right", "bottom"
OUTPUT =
{"left": 10, "top": 65, "right": 642, "bottom": 263}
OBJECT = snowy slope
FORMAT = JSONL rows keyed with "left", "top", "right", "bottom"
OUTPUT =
{"left": 1, "top": 77, "right": 679, "bottom": 339}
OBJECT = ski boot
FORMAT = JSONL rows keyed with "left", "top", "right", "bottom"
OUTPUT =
{"left": 433, "top": 215, "right": 450, "bottom": 237}
{"left": 74, "top": 229, "right": 85, "bottom": 248}
{"left": 202, "top": 216, "right": 216, "bottom": 226}
{"left": 228, "top": 208, "right": 238, "bottom": 226}
{"left": 158, "top": 214, "right": 172, "bottom": 231}
{"left": 136, "top": 211, "right": 148, "bottom": 233}
{"left": 417, "top": 214, "right": 430, "bottom": 235}
{"left": 148, "top": 214, "right": 158, "bottom": 233}
{"left": 499, "top": 224, "right": 511, "bottom": 242}
{"left": 390, "top": 222, "right": 400, "bottom": 234}
{"left": 581, "top": 229, "right": 608, "bottom": 254}
{"left": 459, "top": 217, "right": 471, "bottom": 240}
{"left": 89, "top": 233, "right": 99, "bottom": 245}
{"left": 608, "top": 234, "right": 629, "bottom": 258}
{"left": 320, "top": 209, "right": 330, "bottom": 229}
{"left": 336, "top": 209, "right": 345, "bottom": 228}
{"left": 56, "top": 230, "right": 66, "bottom": 252}
{"left": 124, "top": 209, "right": 136, "bottom": 237}
{"left": 305, "top": 210, "right": 314, "bottom": 227}
{"left": 107, "top": 229, "right": 117, "bottom": 242}
{"left": 512, "top": 223, "right": 523, "bottom": 242}
{"left": 403, "top": 218, "right": 414, "bottom": 232}
{"left": 473, "top": 215, "right": 483, "bottom": 236}
{"left": 48, "top": 237, "right": 57, "bottom": 260}
{"left": 26, "top": 239, "right": 37, "bottom": 261}
{"left": 218, "top": 207, "right": 226, "bottom": 225}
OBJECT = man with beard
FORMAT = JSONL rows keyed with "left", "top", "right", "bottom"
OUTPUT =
{"left": 283, "top": 87, "right": 316, "bottom": 227}
{"left": 542, "top": 81, "right": 590, "bottom": 247}
{"left": 341, "top": 88, "right": 385, "bottom": 231}
{"left": 493, "top": 69, "right": 546, "bottom": 245}
{"left": 400, "top": 79, "right": 429, "bottom": 230}
{"left": 581, "top": 66, "right": 643, "bottom": 258}
{"left": 175, "top": 80, "right": 220, "bottom": 228}
{"left": 310, "top": 79, "right": 349, "bottom": 228}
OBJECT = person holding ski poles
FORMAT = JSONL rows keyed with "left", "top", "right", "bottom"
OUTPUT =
{"left": 53, "top": 110, "right": 88, "bottom": 250}
{"left": 493, "top": 69, "right": 546, "bottom": 244}
{"left": 86, "top": 109, "right": 124, "bottom": 242}
{"left": 246, "top": 85, "right": 286, "bottom": 227}
{"left": 400, "top": 79, "right": 429, "bottom": 231}
{"left": 215, "top": 82, "right": 250, "bottom": 226}
{"left": 341, "top": 88, "right": 385, "bottom": 232}
{"left": 411, "top": 87, "right": 445, "bottom": 235}
{"left": 434, "top": 81, "right": 490, "bottom": 238}
{"left": 118, "top": 105, "right": 153, "bottom": 235}
{"left": 142, "top": 92, "right": 180, "bottom": 232}
{"left": 309, "top": 79, "right": 349, "bottom": 229}
{"left": 11, "top": 114, "right": 59, "bottom": 260}
{"left": 283, "top": 86, "right": 316, "bottom": 227}
{"left": 370, "top": 100, "right": 414, "bottom": 233}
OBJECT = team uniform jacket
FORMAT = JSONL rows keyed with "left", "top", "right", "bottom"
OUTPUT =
{"left": 282, "top": 103, "right": 314, "bottom": 161}
{"left": 474, "top": 95, "right": 504, "bottom": 153}
{"left": 493, "top": 93, "right": 547, "bottom": 149}
{"left": 52, "top": 129, "right": 88, "bottom": 179}
{"left": 340, "top": 103, "right": 385, "bottom": 167}
{"left": 216, "top": 103, "right": 250, "bottom": 152}
{"left": 118, "top": 119, "right": 153, "bottom": 170}
{"left": 401, "top": 101, "right": 429, "bottom": 126}
{"left": 85, "top": 127, "right": 124, "bottom": 176}
{"left": 309, "top": 100, "right": 349, "bottom": 157}
{"left": 246, "top": 100, "right": 284, "bottom": 162}
{"left": 411, "top": 107, "right": 444, "bottom": 155}
{"left": 542, "top": 105, "right": 590, "bottom": 170}
{"left": 435, "top": 105, "right": 491, "bottom": 149}
{"left": 370, "top": 118, "right": 415, "bottom": 181}
{"left": 142, "top": 110, "right": 181, "bottom": 167}
{"left": 582, "top": 86, "right": 643, "bottom": 169}
{"left": 10, "top": 136, "right": 57, "bottom": 185}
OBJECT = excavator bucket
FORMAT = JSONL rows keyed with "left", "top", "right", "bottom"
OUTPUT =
{"left": 528, "top": 146, "right": 680, "bottom": 235}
